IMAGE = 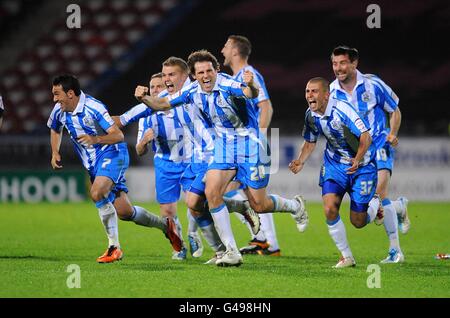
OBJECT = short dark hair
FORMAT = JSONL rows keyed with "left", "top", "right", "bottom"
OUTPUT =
{"left": 52, "top": 74, "right": 81, "bottom": 96}
{"left": 187, "top": 50, "right": 219, "bottom": 75}
{"left": 162, "top": 56, "right": 189, "bottom": 73}
{"left": 150, "top": 72, "right": 163, "bottom": 80}
{"left": 331, "top": 45, "right": 359, "bottom": 62}
{"left": 228, "top": 35, "right": 252, "bottom": 58}
{"left": 308, "top": 77, "right": 330, "bottom": 92}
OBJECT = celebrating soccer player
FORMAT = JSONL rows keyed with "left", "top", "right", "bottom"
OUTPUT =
{"left": 221, "top": 35, "right": 288, "bottom": 257}
{"left": 290, "top": 77, "right": 383, "bottom": 268}
{"left": 47, "top": 74, "right": 183, "bottom": 263}
{"left": 137, "top": 50, "right": 309, "bottom": 267}
{"left": 330, "top": 46, "right": 409, "bottom": 263}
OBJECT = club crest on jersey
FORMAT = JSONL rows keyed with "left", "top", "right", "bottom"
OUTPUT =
{"left": 330, "top": 118, "right": 341, "bottom": 130}
{"left": 361, "top": 92, "right": 371, "bottom": 102}
{"left": 82, "top": 116, "right": 94, "bottom": 126}
{"left": 216, "top": 95, "right": 224, "bottom": 106}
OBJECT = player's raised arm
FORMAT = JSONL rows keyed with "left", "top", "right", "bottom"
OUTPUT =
{"left": 347, "top": 131, "right": 372, "bottom": 175}
{"left": 50, "top": 129, "right": 63, "bottom": 169}
{"left": 242, "top": 70, "right": 259, "bottom": 99}
{"left": 135, "top": 85, "right": 171, "bottom": 111}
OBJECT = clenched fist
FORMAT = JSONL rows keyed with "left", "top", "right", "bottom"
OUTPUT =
{"left": 135, "top": 85, "right": 149, "bottom": 102}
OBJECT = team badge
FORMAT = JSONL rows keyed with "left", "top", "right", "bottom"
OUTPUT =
{"left": 361, "top": 91, "right": 371, "bottom": 102}
{"left": 330, "top": 118, "right": 341, "bottom": 130}
{"left": 216, "top": 95, "right": 224, "bottom": 106}
{"left": 82, "top": 116, "right": 94, "bottom": 127}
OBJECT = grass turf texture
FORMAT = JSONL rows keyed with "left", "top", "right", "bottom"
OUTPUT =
{"left": 0, "top": 202, "right": 449, "bottom": 298}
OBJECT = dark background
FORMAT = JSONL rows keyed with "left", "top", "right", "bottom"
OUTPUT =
{"left": 0, "top": 0, "right": 448, "bottom": 167}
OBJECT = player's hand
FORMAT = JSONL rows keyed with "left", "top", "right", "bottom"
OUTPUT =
{"left": 289, "top": 159, "right": 304, "bottom": 174}
{"left": 135, "top": 85, "right": 149, "bottom": 102}
{"left": 386, "top": 133, "right": 398, "bottom": 147}
{"left": 242, "top": 70, "right": 254, "bottom": 86}
{"left": 142, "top": 128, "right": 155, "bottom": 144}
{"left": 78, "top": 134, "right": 98, "bottom": 146}
{"left": 51, "top": 153, "right": 63, "bottom": 170}
{"left": 346, "top": 158, "right": 360, "bottom": 175}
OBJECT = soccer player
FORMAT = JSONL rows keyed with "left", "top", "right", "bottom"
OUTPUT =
{"left": 124, "top": 58, "right": 258, "bottom": 262}
{"left": 136, "top": 50, "right": 308, "bottom": 267}
{"left": 330, "top": 46, "right": 409, "bottom": 263}
{"left": 47, "top": 74, "right": 183, "bottom": 263}
{"left": 221, "top": 35, "right": 286, "bottom": 256}
{"left": 289, "top": 77, "right": 383, "bottom": 268}
{"left": 0, "top": 94, "right": 4, "bottom": 128}
{"left": 117, "top": 59, "right": 194, "bottom": 260}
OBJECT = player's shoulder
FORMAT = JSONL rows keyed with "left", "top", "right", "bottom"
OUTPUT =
{"left": 178, "top": 80, "right": 199, "bottom": 96}
{"left": 332, "top": 96, "right": 355, "bottom": 115}
{"left": 85, "top": 93, "right": 107, "bottom": 111}
{"left": 219, "top": 72, "right": 236, "bottom": 82}
{"left": 50, "top": 102, "right": 63, "bottom": 115}
{"left": 361, "top": 73, "right": 388, "bottom": 88}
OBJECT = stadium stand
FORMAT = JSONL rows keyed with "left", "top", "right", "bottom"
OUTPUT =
{"left": 0, "top": 0, "right": 448, "bottom": 168}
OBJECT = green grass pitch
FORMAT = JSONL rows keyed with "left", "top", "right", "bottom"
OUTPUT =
{"left": 0, "top": 201, "right": 449, "bottom": 298}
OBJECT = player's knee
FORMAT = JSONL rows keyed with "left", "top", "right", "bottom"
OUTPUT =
{"left": 324, "top": 205, "right": 339, "bottom": 220}
{"left": 90, "top": 187, "right": 106, "bottom": 202}
{"left": 186, "top": 199, "right": 203, "bottom": 212}
{"left": 350, "top": 216, "right": 366, "bottom": 229}
{"left": 205, "top": 187, "right": 222, "bottom": 206}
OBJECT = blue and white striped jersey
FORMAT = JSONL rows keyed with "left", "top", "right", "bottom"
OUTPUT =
{"left": 169, "top": 73, "right": 264, "bottom": 162}
{"left": 330, "top": 70, "right": 399, "bottom": 149}
{"left": 234, "top": 65, "right": 270, "bottom": 117}
{"left": 303, "top": 96, "right": 375, "bottom": 166}
{"left": 137, "top": 108, "right": 190, "bottom": 163}
{"left": 47, "top": 91, "right": 126, "bottom": 171}
{"left": 169, "top": 88, "right": 214, "bottom": 164}
{"left": 133, "top": 78, "right": 213, "bottom": 163}
{"left": 119, "top": 102, "right": 152, "bottom": 127}
{"left": 169, "top": 73, "right": 260, "bottom": 136}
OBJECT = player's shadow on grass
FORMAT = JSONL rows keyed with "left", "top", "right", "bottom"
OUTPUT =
{"left": 0, "top": 255, "right": 60, "bottom": 261}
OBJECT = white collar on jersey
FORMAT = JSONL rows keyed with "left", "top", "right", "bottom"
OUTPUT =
{"left": 330, "top": 69, "right": 365, "bottom": 94}
{"left": 72, "top": 91, "right": 86, "bottom": 114}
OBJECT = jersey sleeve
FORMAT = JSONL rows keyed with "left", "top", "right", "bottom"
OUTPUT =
{"left": 120, "top": 103, "right": 152, "bottom": 126}
{"left": 88, "top": 103, "right": 114, "bottom": 132}
{"left": 371, "top": 76, "right": 399, "bottom": 113}
{"left": 47, "top": 104, "right": 64, "bottom": 132}
{"left": 252, "top": 71, "right": 270, "bottom": 103}
{"left": 302, "top": 110, "right": 319, "bottom": 143}
{"left": 337, "top": 101, "right": 370, "bottom": 138}
{"left": 169, "top": 88, "right": 193, "bottom": 107}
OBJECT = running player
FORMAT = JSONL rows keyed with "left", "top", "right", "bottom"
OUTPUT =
{"left": 221, "top": 35, "right": 285, "bottom": 256}
{"left": 290, "top": 77, "right": 383, "bottom": 268}
{"left": 48, "top": 74, "right": 182, "bottom": 263}
{"left": 330, "top": 45, "right": 409, "bottom": 263}
{"left": 136, "top": 50, "right": 309, "bottom": 267}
